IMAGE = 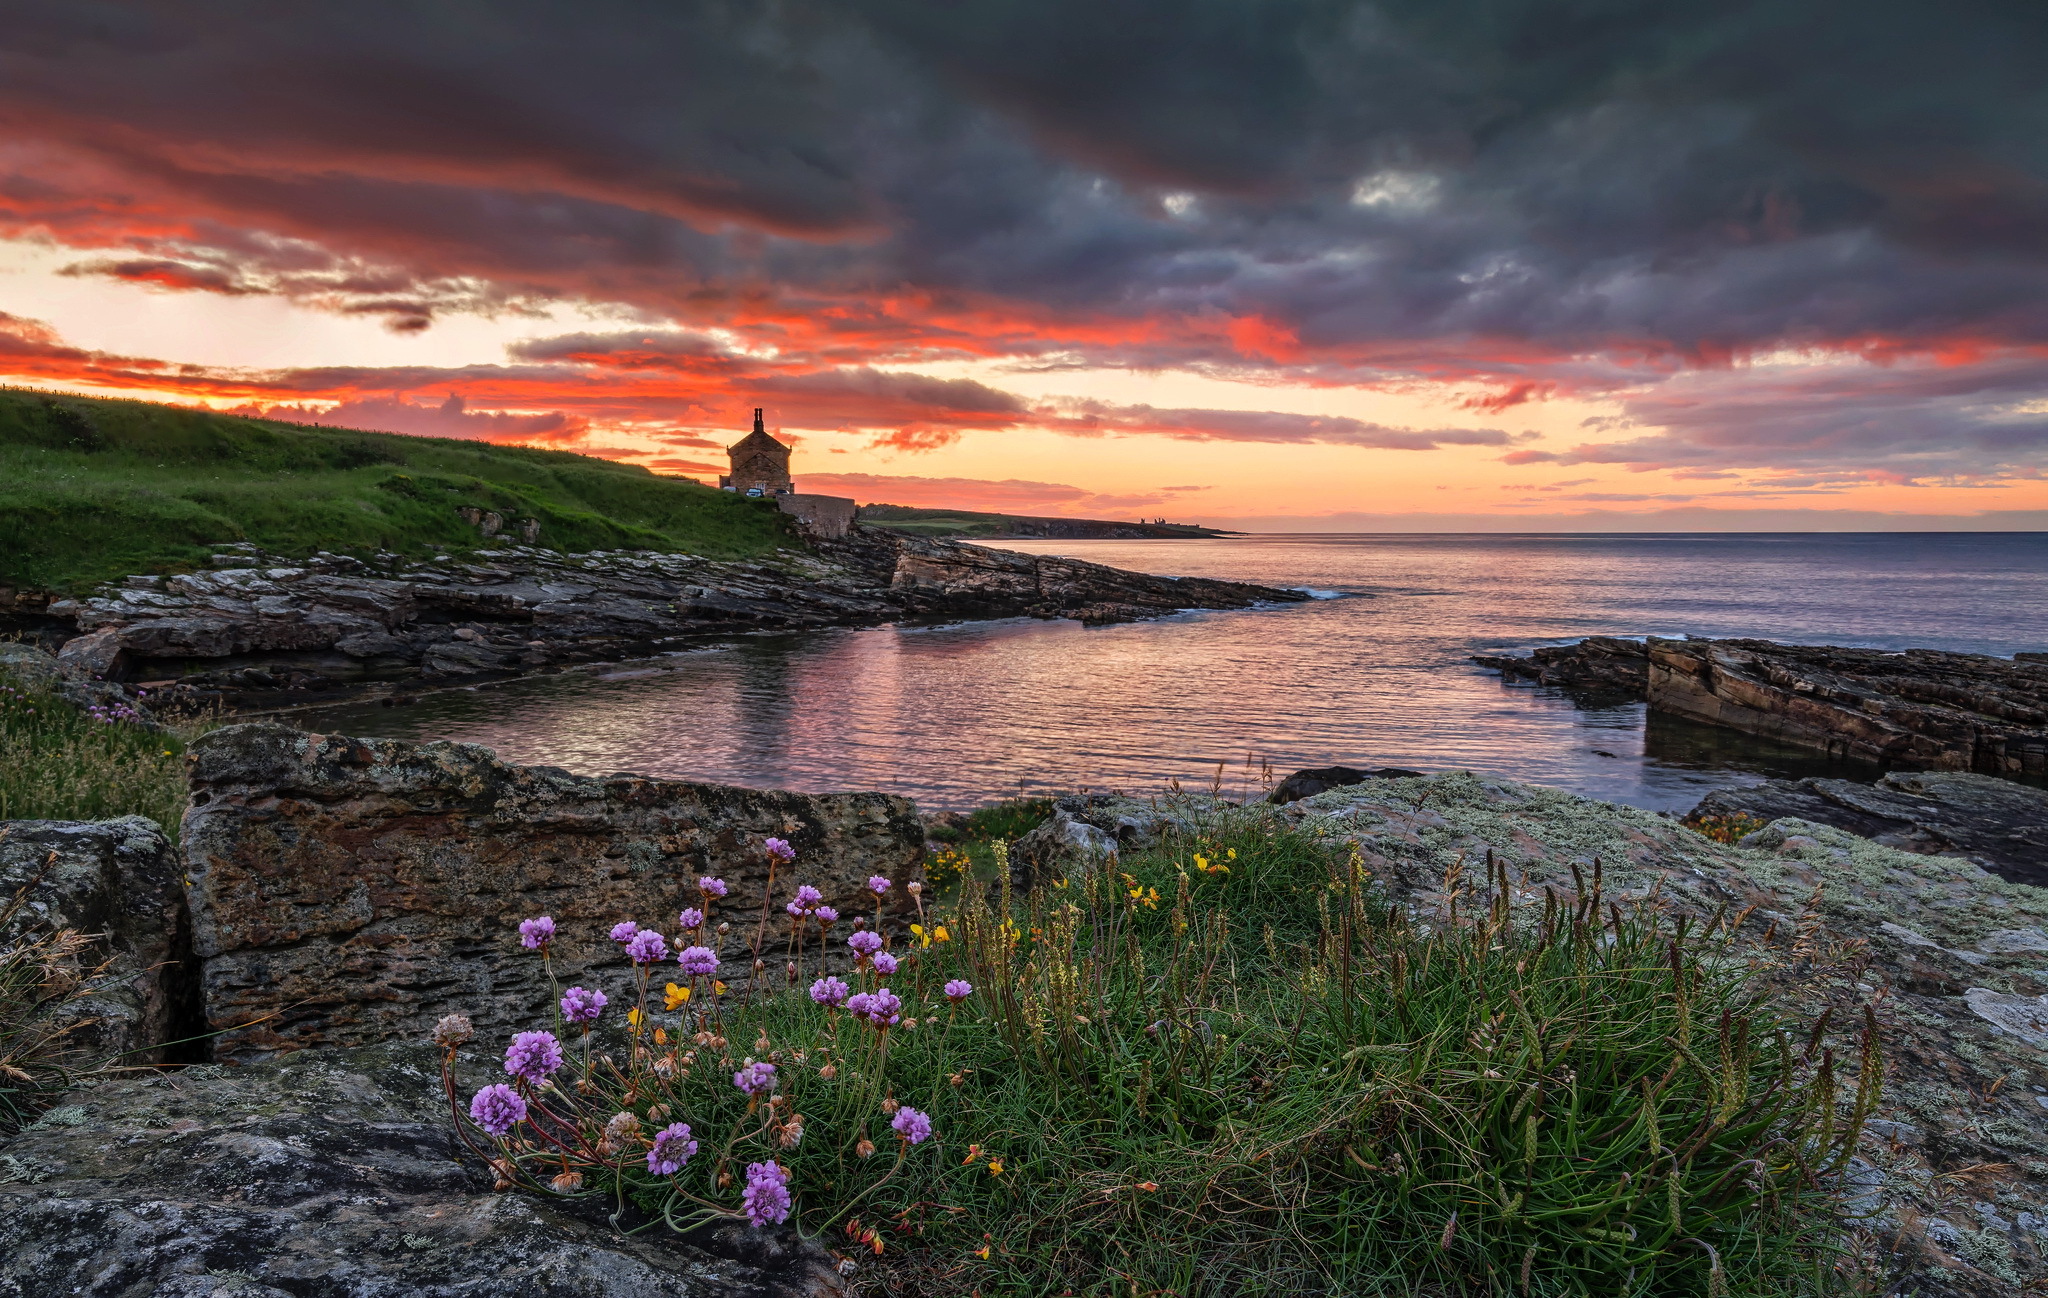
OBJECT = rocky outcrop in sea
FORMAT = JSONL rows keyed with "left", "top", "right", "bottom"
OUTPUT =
{"left": 34, "top": 528, "right": 1304, "bottom": 701}
{"left": 1476, "top": 636, "right": 2048, "bottom": 780}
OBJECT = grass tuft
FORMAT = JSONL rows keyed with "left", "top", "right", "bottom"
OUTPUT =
{"left": 0, "top": 684, "right": 212, "bottom": 834}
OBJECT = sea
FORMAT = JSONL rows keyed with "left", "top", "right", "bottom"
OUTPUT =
{"left": 296, "top": 532, "right": 2048, "bottom": 815}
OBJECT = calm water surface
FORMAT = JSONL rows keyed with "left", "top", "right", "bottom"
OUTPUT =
{"left": 298, "top": 533, "right": 2048, "bottom": 814}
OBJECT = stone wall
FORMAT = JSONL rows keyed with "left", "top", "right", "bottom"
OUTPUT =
{"left": 777, "top": 493, "right": 856, "bottom": 539}
{"left": 181, "top": 724, "right": 925, "bottom": 1063}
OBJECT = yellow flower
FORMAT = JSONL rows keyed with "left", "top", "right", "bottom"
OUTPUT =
{"left": 663, "top": 983, "right": 690, "bottom": 1010}
{"left": 933, "top": 924, "right": 949, "bottom": 943}
{"left": 627, "top": 1007, "right": 644, "bottom": 1029}
{"left": 987, "top": 1159, "right": 1004, "bottom": 1176}
{"left": 1193, "top": 854, "right": 1207, "bottom": 870}
{"left": 910, "top": 923, "right": 925, "bottom": 937}
{"left": 713, "top": 980, "right": 728, "bottom": 995}
{"left": 1226, "top": 848, "right": 1237, "bottom": 860}
{"left": 976, "top": 1244, "right": 991, "bottom": 1260}
{"left": 653, "top": 1027, "right": 667, "bottom": 1045}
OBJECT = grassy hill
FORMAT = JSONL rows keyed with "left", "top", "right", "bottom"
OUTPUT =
{"left": 857, "top": 503, "right": 1228, "bottom": 540}
{"left": 0, "top": 389, "right": 792, "bottom": 591}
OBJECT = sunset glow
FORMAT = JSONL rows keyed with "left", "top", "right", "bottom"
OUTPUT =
{"left": 2, "top": 3, "right": 2044, "bottom": 529}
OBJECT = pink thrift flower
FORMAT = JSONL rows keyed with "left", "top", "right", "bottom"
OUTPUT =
{"left": 742, "top": 1160, "right": 792, "bottom": 1227}
{"left": 518, "top": 916, "right": 555, "bottom": 950}
{"left": 733, "top": 1060, "right": 778, "bottom": 1095}
{"left": 944, "top": 979, "right": 975, "bottom": 1001}
{"left": 809, "top": 976, "right": 850, "bottom": 1008}
{"left": 763, "top": 837, "right": 796, "bottom": 864}
{"left": 677, "top": 908, "right": 704, "bottom": 930}
{"left": 846, "top": 930, "right": 882, "bottom": 957}
{"left": 504, "top": 1030, "right": 564, "bottom": 1082}
{"left": 646, "top": 1122, "right": 698, "bottom": 1175}
{"left": 559, "top": 986, "right": 606, "bottom": 1024}
{"left": 891, "top": 1106, "right": 932, "bottom": 1145}
{"left": 469, "top": 1084, "right": 527, "bottom": 1135}
{"left": 609, "top": 921, "right": 640, "bottom": 944}
{"left": 677, "top": 945, "right": 718, "bottom": 976}
{"left": 625, "top": 930, "right": 669, "bottom": 964}
{"left": 698, "top": 876, "right": 729, "bottom": 898}
{"left": 871, "top": 952, "right": 899, "bottom": 976}
{"left": 866, "top": 875, "right": 892, "bottom": 896}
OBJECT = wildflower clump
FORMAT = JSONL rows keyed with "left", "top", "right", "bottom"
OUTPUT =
{"left": 1684, "top": 810, "right": 1773, "bottom": 844}
{"left": 437, "top": 813, "right": 1874, "bottom": 1294}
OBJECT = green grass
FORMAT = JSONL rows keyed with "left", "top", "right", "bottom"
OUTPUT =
{"left": 456, "top": 819, "right": 1873, "bottom": 1296}
{"left": 0, "top": 387, "right": 795, "bottom": 591}
{"left": 0, "top": 682, "right": 213, "bottom": 834}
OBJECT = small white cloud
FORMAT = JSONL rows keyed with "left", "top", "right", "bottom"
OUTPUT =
{"left": 1162, "top": 192, "right": 1197, "bottom": 218}
{"left": 1349, "top": 170, "right": 1441, "bottom": 211}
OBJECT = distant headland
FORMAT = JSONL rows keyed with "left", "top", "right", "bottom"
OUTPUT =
{"left": 856, "top": 503, "right": 1233, "bottom": 540}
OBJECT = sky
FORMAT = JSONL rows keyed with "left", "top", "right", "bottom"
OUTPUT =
{"left": 1, "top": 0, "right": 2046, "bottom": 530}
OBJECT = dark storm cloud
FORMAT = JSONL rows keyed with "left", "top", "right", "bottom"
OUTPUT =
{"left": 1, "top": 0, "right": 2046, "bottom": 481}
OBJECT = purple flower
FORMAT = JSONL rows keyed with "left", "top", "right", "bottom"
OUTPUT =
{"left": 609, "top": 921, "right": 640, "bottom": 944}
{"left": 809, "top": 976, "right": 850, "bottom": 1008}
{"left": 698, "top": 876, "right": 729, "bottom": 898}
{"left": 677, "top": 907, "right": 704, "bottom": 931}
{"left": 891, "top": 1106, "right": 932, "bottom": 1145}
{"left": 944, "top": 979, "right": 975, "bottom": 1002}
{"left": 847, "top": 930, "right": 882, "bottom": 957}
{"left": 784, "top": 899, "right": 807, "bottom": 919}
{"left": 763, "top": 837, "right": 796, "bottom": 864}
{"left": 793, "top": 884, "right": 823, "bottom": 909}
{"left": 559, "top": 986, "right": 607, "bottom": 1024}
{"left": 504, "top": 1030, "right": 565, "bottom": 1082}
{"left": 813, "top": 905, "right": 838, "bottom": 925}
{"left": 867, "top": 875, "right": 892, "bottom": 896}
{"left": 845, "top": 991, "right": 874, "bottom": 1019}
{"left": 625, "top": 930, "right": 669, "bottom": 964}
{"left": 742, "top": 1160, "right": 792, "bottom": 1228}
{"left": 646, "top": 1122, "right": 698, "bottom": 1176}
{"left": 518, "top": 916, "right": 556, "bottom": 950}
{"left": 469, "top": 1083, "right": 527, "bottom": 1136}
{"left": 856, "top": 987, "right": 902, "bottom": 1028}
{"left": 733, "top": 1060, "right": 778, "bottom": 1095}
{"left": 871, "top": 952, "right": 899, "bottom": 976}
{"left": 676, "top": 945, "right": 718, "bottom": 977}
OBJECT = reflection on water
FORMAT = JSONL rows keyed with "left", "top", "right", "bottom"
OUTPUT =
{"left": 295, "top": 532, "right": 2048, "bottom": 814}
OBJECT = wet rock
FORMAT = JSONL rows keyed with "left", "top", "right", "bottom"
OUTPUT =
{"left": 1471, "top": 636, "right": 1651, "bottom": 696}
{"left": 1650, "top": 639, "right": 2048, "bottom": 778}
{"left": 0, "top": 1041, "right": 842, "bottom": 1297}
{"left": 181, "top": 724, "right": 925, "bottom": 1062}
{"left": 0, "top": 817, "right": 197, "bottom": 1068}
{"left": 1690, "top": 770, "right": 2048, "bottom": 885}
{"left": 1267, "top": 765, "right": 1426, "bottom": 804}
{"left": 43, "top": 530, "right": 1304, "bottom": 700}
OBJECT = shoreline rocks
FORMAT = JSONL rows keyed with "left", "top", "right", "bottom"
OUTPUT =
{"left": 1688, "top": 770, "right": 2048, "bottom": 885}
{"left": 29, "top": 528, "right": 1303, "bottom": 703}
{"left": 182, "top": 724, "right": 925, "bottom": 1063}
{"left": 1476, "top": 636, "right": 2048, "bottom": 779}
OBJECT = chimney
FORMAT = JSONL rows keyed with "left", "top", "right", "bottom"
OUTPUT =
{"left": 753, "top": 407, "right": 765, "bottom": 434}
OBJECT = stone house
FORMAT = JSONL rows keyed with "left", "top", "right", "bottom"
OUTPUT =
{"left": 719, "top": 408, "right": 792, "bottom": 495}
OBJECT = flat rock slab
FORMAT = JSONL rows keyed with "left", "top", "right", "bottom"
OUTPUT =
{"left": 0, "top": 1042, "right": 841, "bottom": 1298}
{"left": 1691, "top": 770, "right": 2048, "bottom": 885}
{"left": 1650, "top": 639, "right": 2048, "bottom": 777}
{"left": 182, "top": 724, "right": 925, "bottom": 1062}
{"left": 0, "top": 816, "right": 197, "bottom": 1066}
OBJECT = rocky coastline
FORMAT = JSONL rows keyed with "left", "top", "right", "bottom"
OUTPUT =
{"left": 1477, "top": 636, "right": 2048, "bottom": 780}
{"left": 13, "top": 741, "right": 2048, "bottom": 1293}
{"left": 15, "top": 526, "right": 1304, "bottom": 706}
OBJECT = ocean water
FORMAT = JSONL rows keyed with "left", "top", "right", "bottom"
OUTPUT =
{"left": 295, "top": 532, "right": 2048, "bottom": 815}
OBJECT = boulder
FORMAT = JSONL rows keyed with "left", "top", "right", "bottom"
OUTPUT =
{"left": 1007, "top": 808, "right": 1121, "bottom": 889}
{"left": 1688, "top": 770, "right": 2048, "bottom": 885}
{"left": 0, "top": 1041, "right": 842, "bottom": 1297}
{"left": 181, "top": 724, "right": 926, "bottom": 1063}
{"left": 0, "top": 817, "right": 198, "bottom": 1066}
{"left": 1266, "top": 765, "right": 1426, "bottom": 804}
